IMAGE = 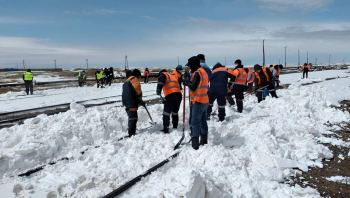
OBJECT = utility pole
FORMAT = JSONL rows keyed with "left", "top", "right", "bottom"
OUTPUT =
{"left": 329, "top": 54, "right": 331, "bottom": 66}
{"left": 54, "top": 60, "right": 56, "bottom": 69}
{"left": 225, "top": 57, "right": 227, "bottom": 66}
{"left": 86, "top": 59, "right": 89, "bottom": 69}
{"left": 298, "top": 50, "right": 300, "bottom": 67}
{"left": 284, "top": 46, "right": 287, "bottom": 68}
{"left": 263, "top": 39, "right": 265, "bottom": 66}
{"left": 177, "top": 56, "right": 179, "bottom": 65}
{"left": 125, "top": 55, "right": 129, "bottom": 70}
{"left": 315, "top": 58, "right": 317, "bottom": 66}
{"left": 307, "top": 51, "right": 309, "bottom": 64}
{"left": 279, "top": 59, "right": 280, "bottom": 64}
{"left": 23, "top": 60, "right": 25, "bottom": 69}
{"left": 16, "top": 63, "right": 18, "bottom": 69}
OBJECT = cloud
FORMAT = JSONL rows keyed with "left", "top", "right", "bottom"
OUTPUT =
{"left": 256, "top": 0, "right": 334, "bottom": 12}
{"left": 0, "top": 17, "right": 36, "bottom": 24}
{"left": 141, "top": 15, "right": 156, "bottom": 22}
{"left": 65, "top": 9, "right": 132, "bottom": 15}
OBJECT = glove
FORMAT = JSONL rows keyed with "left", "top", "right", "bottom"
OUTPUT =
{"left": 156, "top": 90, "right": 161, "bottom": 95}
{"left": 140, "top": 100, "right": 146, "bottom": 106}
{"left": 161, "top": 99, "right": 166, "bottom": 104}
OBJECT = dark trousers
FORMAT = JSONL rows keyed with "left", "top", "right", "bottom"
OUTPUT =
{"left": 163, "top": 98, "right": 181, "bottom": 128}
{"left": 303, "top": 70, "right": 308, "bottom": 78}
{"left": 126, "top": 110, "right": 138, "bottom": 136}
{"left": 257, "top": 84, "right": 278, "bottom": 103}
{"left": 79, "top": 82, "right": 84, "bottom": 87}
{"left": 275, "top": 76, "right": 280, "bottom": 87}
{"left": 144, "top": 76, "right": 149, "bottom": 83}
{"left": 229, "top": 88, "right": 244, "bottom": 113}
{"left": 247, "top": 83, "right": 253, "bottom": 92}
{"left": 108, "top": 76, "right": 113, "bottom": 86}
{"left": 207, "top": 93, "right": 226, "bottom": 121}
{"left": 24, "top": 81, "right": 33, "bottom": 95}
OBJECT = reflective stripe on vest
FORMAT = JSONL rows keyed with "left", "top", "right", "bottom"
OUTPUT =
{"left": 234, "top": 68, "right": 248, "bottom": 85}
{"left": 24, "top": 72, "right": 33, "bottom": 81}
{"left": 162, "top": 72, "right": 181, "bottom": 97}
{"left": 190, "top": 67, "right": 209, "bottom": 104}
{"left": 254, "top": 67, "right": 269, "bottom": 85}
{"left": 248, "top": 69, "right": 254, "bottom": 83}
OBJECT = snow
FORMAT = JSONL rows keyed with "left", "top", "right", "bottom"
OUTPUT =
{"left": 280, "top": 69, "right": 349, "bottom": 85}
{"left": 0, "top": 69, "right": 350, "bottom": 197}
{"left": 325, "top": 176, "right": 350, "bottom": 184}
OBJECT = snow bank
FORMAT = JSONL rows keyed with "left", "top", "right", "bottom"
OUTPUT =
{"left": 0, "top": 72, "right": 350, "bottom": 197}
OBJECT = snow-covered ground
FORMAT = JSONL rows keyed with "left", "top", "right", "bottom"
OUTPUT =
{"left": 0, "top": 70, "right": 350, "bottom": 197}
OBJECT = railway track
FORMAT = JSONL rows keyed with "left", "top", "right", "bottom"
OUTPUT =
{"left": 0, "top": 90, "right": 160, "bottom": 128}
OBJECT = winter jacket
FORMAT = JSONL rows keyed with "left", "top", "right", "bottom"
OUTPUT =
{"left": 76, "top": 72, "right": 86, "bottom": 82}
{"left": 122, "top": 76, "right": 143, "bottom": 110}
{"left": 254, "top": 67, "right": 273, "bottom": 91}
{"left": 228, "top": 65, "right": 247, "bottom": 92}
{"left": 157, "top": 72, "right": 182, "bottom": 101}
{"left": 209, "top": 63, "right": 235, "bottom": 96}
{"left": 200, "top": 61, "right": 212, "bottom": 80}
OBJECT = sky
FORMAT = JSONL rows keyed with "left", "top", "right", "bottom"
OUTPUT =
{"left": 0, "top": 0, "right": 349, "bottom": 69}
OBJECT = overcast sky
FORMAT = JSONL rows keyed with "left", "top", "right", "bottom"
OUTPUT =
{"left": 0, "top": 0, "right": 349, "bottom": 69}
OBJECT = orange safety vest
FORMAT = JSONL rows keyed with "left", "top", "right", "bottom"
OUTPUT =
{"left": 190, "top": 67, "right": 209, "bottom": 104}
{"left": 161, "top": 72, "right": 181, "bottom": 97}
{"left": 143, "top": 70, "right": 150, "bottom": 76}
{"left": 248, "top": 68, "right": 254, "bottom": 83}
{"left": 172, "top": 69, "right": 181, "bottom": 80}
{"left": 254, "top": 67, "right": 269, "bottom": 85}
{"left": 275, "top": 70, "right": 281, "bottom": 76}
{"left": 232, "top": 68, "right": 248, "bottom": 85}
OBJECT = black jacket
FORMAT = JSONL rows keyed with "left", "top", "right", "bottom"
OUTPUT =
{"left": 122, "top": 76, "right": 143, "bottom": 109}
{"left": 254, "top": 67, "right": 273, "bottom": 90}
{"left": 210, "top": 63, "right": 235, "bottom": 95}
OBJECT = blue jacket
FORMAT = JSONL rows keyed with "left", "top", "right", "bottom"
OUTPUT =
{"left": 200, "top": 61, "right": 212, "bottom": 79}
{"left": 209, "top": 63, "right": 235, "bottom": 95}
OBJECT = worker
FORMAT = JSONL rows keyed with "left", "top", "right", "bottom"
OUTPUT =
{"left": 104, "top": 68, "right": 111, "bottom": 86}
{"left": 184, "top": 56, "right": 209, "bottom": 150}
{"left": 302, "top": 63, "right": 310, "bottom": 78}
{"left": 108, "top": 67, "right": 114, "bottom": 86}
{"left": 270, "top": 65, "right": 281, "bottom": 87}
{"left": 246, "top": 68, "right": 254, "bottom": 92}
{"left": 157, "top": 69, "right": 182, "bottom": 133}
{"left": 254, "top": 64, "right": 278, "bottom": 103}
{"left": 197, "top": 54, "right": 212, "bottom": 80}
{"left": 173, "top": 65, "right": 183, "bottom": 90}
{"left": 207, "top": 62, "right": 235, "bottom": 121}
{"left": 23, "top": 69, "right": 34, "bottom": 95}
{"left": 95, "top": 70, "right": 105, "bottom": 88}
{"left": 143, "top": 68, "right": 151, "bottom": 84}
{"left": 122, "top": 69, "right": 145, "bottom": 137}
{"left": 228, "top": 59, "right": 248, "bottom": 113}
{"left": 74, "top": 70, "right": 86, "bottom": 87}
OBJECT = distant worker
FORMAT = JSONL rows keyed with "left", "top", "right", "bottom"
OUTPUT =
{"left": 173, "top": 65, "right": 183, "bottom": 90}
{"left": 108, "top": 67, "right": 114, "bottom": 86}
{"left": 184, "top": 56, "right": 209, "bottom": 150}
{"left": 228, "top": 59, "right": 248, "bottom": 113}
{"left": 302, "top": 63, "right": 310, "bottom": 79}
{"left": 143, "top": 68, "right": 151, "bottom": 84}
{"left": 74, "top": 70, "right": 86, "bottom": 87}
{"left": 157, "top": 69, "right": 182, "bottom": 133}
{"left": 207, "top": 62, "right": 235, "bottom": 121}
{"left": 254, "top": 64, "right": 278, "bottom": 103}
{"left": 122, "top": 69, "right": 145, "bottom": 137}
{"left": 95, "top": 70, "right": 105, "bottom": 88}
{"left": 23, "top": 69, "right": 34, "bottom": 95}
{"left": 104, "top": 68, "right": 111, "bottom": 86}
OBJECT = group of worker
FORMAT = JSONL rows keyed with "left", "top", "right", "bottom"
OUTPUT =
{"left": 121, "top": 54, "right": 285, "bottom": 150}
{"left": 94, "top": 67, "right": 115, "bottom": 88}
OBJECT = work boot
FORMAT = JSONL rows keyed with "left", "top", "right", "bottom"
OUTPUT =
{"left": 172, "top": 115, "right": 178, "bottom": 129}
{"left": 270, "top": 91, "right": 279, "bottom": 98}
{"left": 218, "top": 117, "right": 225, "bottom": 122}
{"left": 128, "top": 130, "right": 136, "bottom": 137}
{"left": 200, "top": 134, "right": 208, "bottom": 145}
{"left": 237, "top": 100, "right": 243, "bottom": 113}
{"left": 192, "top": 137, "right": 200, "bottom": 150}
{"left": 162, "top": 126, "right": 169, "bottom": 134}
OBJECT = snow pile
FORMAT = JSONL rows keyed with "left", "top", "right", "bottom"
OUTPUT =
{"left": 0, "top": 73, "right": 350, "bottom": 197}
